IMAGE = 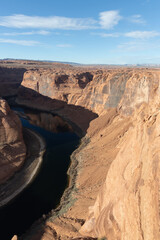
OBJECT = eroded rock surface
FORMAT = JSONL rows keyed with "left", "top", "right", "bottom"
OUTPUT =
{"left": 18, "top": 68, "right": 157, "bottom": 115}
{"left": 0, "top": 67, "right": 26, "bottom": 97}
{"left": 15, "top": 67, "right": 160, "bottom": 240}
{"left": 0, "top": 99, "right": 26, "bottom": 184}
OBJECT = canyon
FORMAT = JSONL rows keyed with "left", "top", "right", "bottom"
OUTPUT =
{"left": 0, "top": 60, "right": 160, "bottom": 240}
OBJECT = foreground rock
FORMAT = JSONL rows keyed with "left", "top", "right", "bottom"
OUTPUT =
{"left": 0, "top": 99, "right": 26, "bottom": 184}
{"left": 16, "top": 67, "right": 160, "bottom": 239}
{"left": 81, "top": 106, "right": 160, "bottom": 240}
{"left": 0, "top": 128, "right": 45, "bottom": 207}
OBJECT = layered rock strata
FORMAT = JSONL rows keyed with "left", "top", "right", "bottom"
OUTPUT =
{"left": 17, "top": 68, "right": 155, "bottom": 115}
{"left": 16, "top": 67, "right": 160, "bottom": 240}
{"left": 0, "top": 99, "right": 26, "bottom": 184}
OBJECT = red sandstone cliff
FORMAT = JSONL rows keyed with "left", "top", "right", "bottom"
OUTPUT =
{"left": 80, "top": 71, "right": 160, "bottom": 239}
{"left": 0, "top": 99, "right": 26, "bottom": 184}
{"left": 18, "top": 68, "right": 155, "bottom": 115}
{"left": 16, "top": 67, "right": 160, "bottom": 240}
{"left": 17, "top": 68, "right": 126, "bottom": 115}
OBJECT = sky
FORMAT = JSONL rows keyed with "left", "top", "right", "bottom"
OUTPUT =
{"left": 0, "top": 0, "right": 160, "bottom": 64}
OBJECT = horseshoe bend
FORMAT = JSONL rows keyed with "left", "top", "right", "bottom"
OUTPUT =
{"left": 0, "top": 60, "right": 160, "bottom": 240}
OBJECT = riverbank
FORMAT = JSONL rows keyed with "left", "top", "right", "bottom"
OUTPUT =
{"left": 20, "top": 108, "right": 129, "bottom": 239}
{"left": 19, "top": 134, "right": 90, "bottom": 240}
{"left": 0, "top": 127, "right": 45, "bottom": 207}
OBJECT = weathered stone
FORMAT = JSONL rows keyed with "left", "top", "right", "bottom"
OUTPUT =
{"left": 10, "top": 65, "right": 160, "bottom": 239}
{"left": 0, "top": 99, "right": 26, "bottom": 184}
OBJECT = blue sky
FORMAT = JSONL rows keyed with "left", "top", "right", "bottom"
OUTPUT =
{"left": 0, "top": 0, "right": 160, "bottom": 64}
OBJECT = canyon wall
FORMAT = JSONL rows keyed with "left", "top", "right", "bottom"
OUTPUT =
{"left": 18, "top": 68, "right": 156, "bottom": 115}
{"left": 81, "top": 105, "right": 160, "bottom": 240}
{"left": 0, "top": 67, "right": 26, "bottom": 97}
{"left": 17, "top": 68, "right": 130, "bottom": 115}
{"left": 16, "top": 67, "right": 160, "bottom": 240}
{"left": 0, "top": 99, "right": 26, "bottom": 184}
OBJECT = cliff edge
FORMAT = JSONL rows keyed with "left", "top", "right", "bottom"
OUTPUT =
{"left": 0, "top": 99, "right": 26, "bottom": 184}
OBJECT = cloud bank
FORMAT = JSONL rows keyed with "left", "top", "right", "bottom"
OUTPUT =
{"left": 0, "top": 11, "right": 122, "bottom": 30}
{"left": 95, "top": 31, "right": 160, "bottom": 39}
{"left": 0, "top": 14, "right": 97, "bottom": 30}
{"left": 125, "top": 31, "right": 160, "bottom": 38}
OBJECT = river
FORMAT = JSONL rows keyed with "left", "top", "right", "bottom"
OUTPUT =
{"left": 0, "top": 106, "right": 80, "bottom": 240}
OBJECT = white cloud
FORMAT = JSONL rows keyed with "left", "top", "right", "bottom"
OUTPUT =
{"left": 129, "top": 15, "right": 145, "bottom": 24}
{"left": 91, "top": 32, "right": 120, "bottom": 37}
{"left": 92, "top": 30, "right": 160, "bottom": 40}
{"left": 0, "top": 14, "right": 97, "bottom": 30}
{"left": 0, "top": 12, "right": 122, "bottom": 30}
{"left": 99, "top": 11, "right": 122, "bottom": 29}
{"left": 99, "top": 32, "right": 120, "bottom": 37}
{"left": 118, "top": 41, "right": 144, "bottom": 51}
{"left": 0, "top": 38, "right": 39, "bottom": 46}
{"left": 2, "top": 30, "right": 50, "bottom": 36}
{"left": 125, "top": 31, "right": 160, "bottom": 39}
{"left": 37, "top": 30, "right": 50, "bottom": 35}
{"left": 0, "top": 13, "right": 150, "bottom": 36}
{"left": 117, "top": 40, "right": 160, "bottom": 52}
{"left": 56, "top": 44, "right": 72, "bottom": 48}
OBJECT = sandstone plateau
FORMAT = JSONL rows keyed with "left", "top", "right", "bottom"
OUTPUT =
{"left": 0, "top": 98, "right": 26, "bottom": 184}
{"left": 1, "top": 61, "right": 160, "bottom": 240}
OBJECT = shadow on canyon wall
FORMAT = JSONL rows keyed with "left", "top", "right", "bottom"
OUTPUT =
{"left": 0, "top": 85, "right": 98, "bottom": 239}
{"left": 14, "top": 86, "right": 98, "bottom": 239}
{"left": 0, "top": 67, "right": 27, "bottom": 97}
{"left": 17, "top": 86, "right": 98, "bottom": 137}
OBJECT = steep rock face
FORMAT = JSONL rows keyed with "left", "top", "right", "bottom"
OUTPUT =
{"left": 80, "top": 105, "right": 160, "bottom": 240}
{"left": 17, "top": 69, "right": 99, "bottom": 136}
{"left": 17, "top": 68, "right": 160, "bottom": 240}
{"left": 18, "top": 69, "right": 93, "bottom": 106}
{"left": 80, "top": 71, "right": 160, "bottom": 239}
{"left": 0, "top": 99, "right": 26, "bottom": 184}
{"left": 18, "top": 68, "right": 156, "bottom": 116}
{"left": 0, "top": 67, "right": 26, "bottom": 97}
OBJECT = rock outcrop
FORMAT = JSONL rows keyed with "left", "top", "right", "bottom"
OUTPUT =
{"left": 17, "top": 68, "right": 155, "bottom": 115}
{"left": 15, "top": 66, "right": 160, "bottom": 240}
{"left": 80, "top": 70, "right": 160, "bottom": 240}
{"left": 17, "top": 68, "right": 128, "bottom": 115}
{"left": 0, "top": 67, "right": 26, "bottom": 97}
{"left": 80, "top": 106, "right": 160, "bottom": 240}
{"left": 0, "top": 99, "right": 26, "bottom": 184}
{"left": 0, "top": 60, "right": 68, "bottom": 98}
